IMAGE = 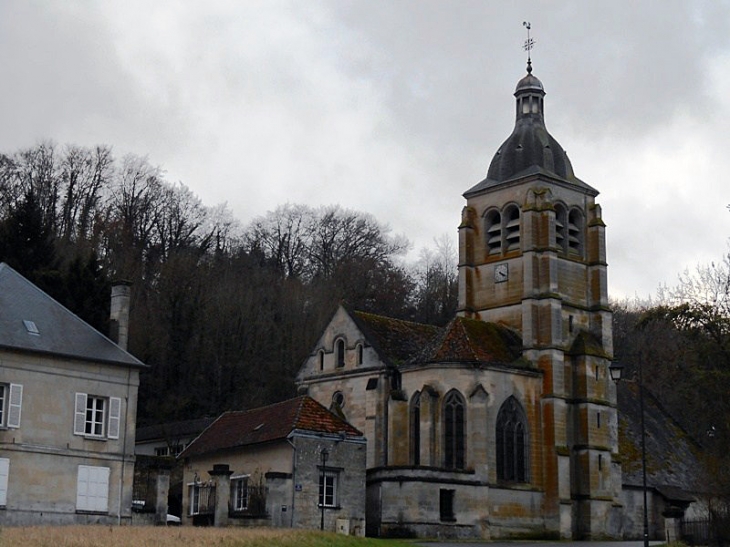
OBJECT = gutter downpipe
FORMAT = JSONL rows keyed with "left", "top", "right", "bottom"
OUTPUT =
{"left": 118, "top": 365, "right": 132, "bottom": 525}
{"left": 287, "top": 434, "right": 297, "bottom": 527}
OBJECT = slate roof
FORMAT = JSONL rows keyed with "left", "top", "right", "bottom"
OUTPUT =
{"left": 348, "top": 309, "right": 524, "bottom": 369}
{"left": 136, "top": 417, "right": 216, "bottom": 443}
{"left": 618, "top": 381, "right": 701, "bottom": 492}
{"left": 463, "top": 68, "right": 598, "bottom": 198}
{"left": 179, "top": 396, "right": 363, "bottom": 459}
{"left": 0, "top": 262, "right": 145, "bottom": 367}
{"left": 350, "top": 310, "right": 440, "bottom": 367}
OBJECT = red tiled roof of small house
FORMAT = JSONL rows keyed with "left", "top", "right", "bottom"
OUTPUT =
{"left": 179, "top": 396, "right": 362, "bottom": 459}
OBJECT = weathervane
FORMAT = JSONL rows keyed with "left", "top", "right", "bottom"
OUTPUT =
{"left": 523, "top": 21, "right": 534, "bottom": 73}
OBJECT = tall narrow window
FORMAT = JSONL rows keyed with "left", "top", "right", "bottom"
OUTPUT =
{"left": 356, "top": 343, "right": 363, "bottom": 365}
{"left": 410, "top": 392, "right": 421, "bottom": 466}
{"left": 496, "top": 396, "right": 529, "bottom": 482}
{"left": 485, "top": 210, "right": 502, "bottom": 255}
{"left": 231, "top": 475, "right": 249, "bottom": 511}
{"left": 555, "top": 203, "right": 567, "bottom": 253}
{"left": 439, "top": 489, "right": 455, "bottom": 521}
{"left": 567, "top": 208, "right": 583, "bottom": 254}
{"left": 443, "top": 391, "right": 465, "bottom": 469}
{"left": 336, "top": 339, "right": 345, "bottom": 368}
{"left": 319, "top": 350, "right": 325, "bottom": 371}
{"left": 504, "top": 205, "right": 521, "bottom": 252}
{"left": 319, "top": 471, "right": 338, "bottom": 507}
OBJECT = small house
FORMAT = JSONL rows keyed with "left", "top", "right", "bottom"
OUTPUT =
{"left": 178, "top": 396, "right": 366, "bottom": 534}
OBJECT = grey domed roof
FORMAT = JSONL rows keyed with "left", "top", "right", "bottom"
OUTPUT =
{"left": 464, "top": 66, "right": 596, "bottom": 198}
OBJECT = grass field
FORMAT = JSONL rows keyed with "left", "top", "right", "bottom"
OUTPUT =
{"left": 0, "top": 526, "right": 413, "bottom": 547}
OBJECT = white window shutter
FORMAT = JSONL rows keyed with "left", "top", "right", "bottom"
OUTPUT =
{"left": 0, "top": 458, "right": 9, "bottom": 506}
{"left": 77, "top": 465, "right": 109, "bottom": 512}
{"left": 7, "top": 384, "right": 22, "bottom": 428}
{"left": 107, "top": 397, "right": 121, "bottom": 439}
{"left": 76, "top": 465, "right": 89, "bottom": 509}
{"left": 74, "top": 393, "right": 87, "bottom": 435}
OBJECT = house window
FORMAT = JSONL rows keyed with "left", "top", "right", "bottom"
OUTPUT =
{"left": 319, "top": 350, "right": 325, "bottom": 371}
{"left": 76, "top": 465, "right": 110, "bottom": 513}
{"left": 496, "top": 396, "right": 529, "bottom": 483}
{"left": 410, "top": 391, "right": 421, "bottom": 466}
{"left": 318, "top": 471, "right": 338, "bottom": 508}
{"left": 155, "top": 444, "right": 183, "bottom": 457}
{"left": 188, "top": 482, "right": 215, "bottom": 516}
{"left": 0, "top": 383, "right": 22, "bottom": 428}
{"left": 74, "top": 393, "right": 121, "bottom": 439}
{"left": 443, "top": 390, "right": 465, "bottom": 469}
{"left": 356, "top": 343, "right": 363, "bottom": 365}
{"left": 336, "top": 339, "right": 345, "bottom": 368}
{"left": 439, "top": 489, "right": 455, "bottom": 521}
{"left": 231, "top": 475, "right": 249, "bottom": 511}
{"left": 0, "top": 458, "right": 8, "bottom": 507}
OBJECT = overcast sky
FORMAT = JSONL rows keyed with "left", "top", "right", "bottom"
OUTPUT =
{"left": 2, "top": 1, "right": 729, "bottom": 299}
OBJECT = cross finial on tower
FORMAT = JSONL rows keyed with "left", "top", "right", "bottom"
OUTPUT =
{"left": 523, "top": 21, "right": 534, "bottom": 73}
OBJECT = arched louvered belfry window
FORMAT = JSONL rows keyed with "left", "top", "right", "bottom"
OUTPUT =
{"left": 554, "top": 203, "right": 568, "bottom": 254}
{"left": 496, "top": 396, "right": 529, "bottom": 482}
{"left": 410, "top": 391, "right": 421, "bottom": 466}
{"left": 567, "top": 208, "right": 584, "bottom": 255}
{"left": 443, "top": 390, "right": 466, "bottom": 469}
{"left": 504, "top": 204, "right": 521, "bottom": 252}
{"left": 485, "top": 209, "right": 502, "bottom": 256}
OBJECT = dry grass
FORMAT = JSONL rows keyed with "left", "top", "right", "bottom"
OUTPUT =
{"left": 0, "top": 526, "right": 410, "bottom": 547}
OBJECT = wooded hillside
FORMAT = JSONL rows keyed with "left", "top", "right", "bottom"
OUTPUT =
{"left": 0, "top": 143, "right": 457, "bottom": 425}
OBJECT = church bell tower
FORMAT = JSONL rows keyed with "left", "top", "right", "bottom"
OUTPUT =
{"left": 458, "top": 58, "right": 620, "bottom": 538}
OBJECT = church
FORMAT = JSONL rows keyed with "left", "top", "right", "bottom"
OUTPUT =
{"left": 297, "top": 60, "right": 622, "bottom": 540}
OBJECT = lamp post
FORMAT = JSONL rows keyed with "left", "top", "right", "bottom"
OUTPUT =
{"left": 320, "top": 447, "right": 329, "bottom": 531}
{"left": 610, "top": 360, "right": 649, "bottom": 547}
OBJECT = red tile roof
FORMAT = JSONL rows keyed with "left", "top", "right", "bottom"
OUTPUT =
{"left": 179, "top": 396, "right": 362, "bottom": 459}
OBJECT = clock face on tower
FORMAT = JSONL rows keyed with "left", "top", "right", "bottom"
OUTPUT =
{"left": 494, "top": 263, "right": 509, "bottom": 283}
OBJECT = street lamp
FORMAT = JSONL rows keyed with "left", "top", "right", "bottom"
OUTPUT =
{"left": 610, "top": 360, "right": 649, "bottom": 547}
{"left": 320, "top": 447, "right": 329, "bottom": 531}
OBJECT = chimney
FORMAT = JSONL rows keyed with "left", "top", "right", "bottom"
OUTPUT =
{"left": 110, "top": 281, "right": 132, "bottom": 351}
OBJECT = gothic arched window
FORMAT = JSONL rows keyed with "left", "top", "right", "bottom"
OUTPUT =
{"left": 410, "top": 391, "right": 421, "bottom": 466}
{"left": 496, "top": 396, "right": 529, "bottom": 482}
{"left": 443, "top": 391, "right": 465, "bottom": 469}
